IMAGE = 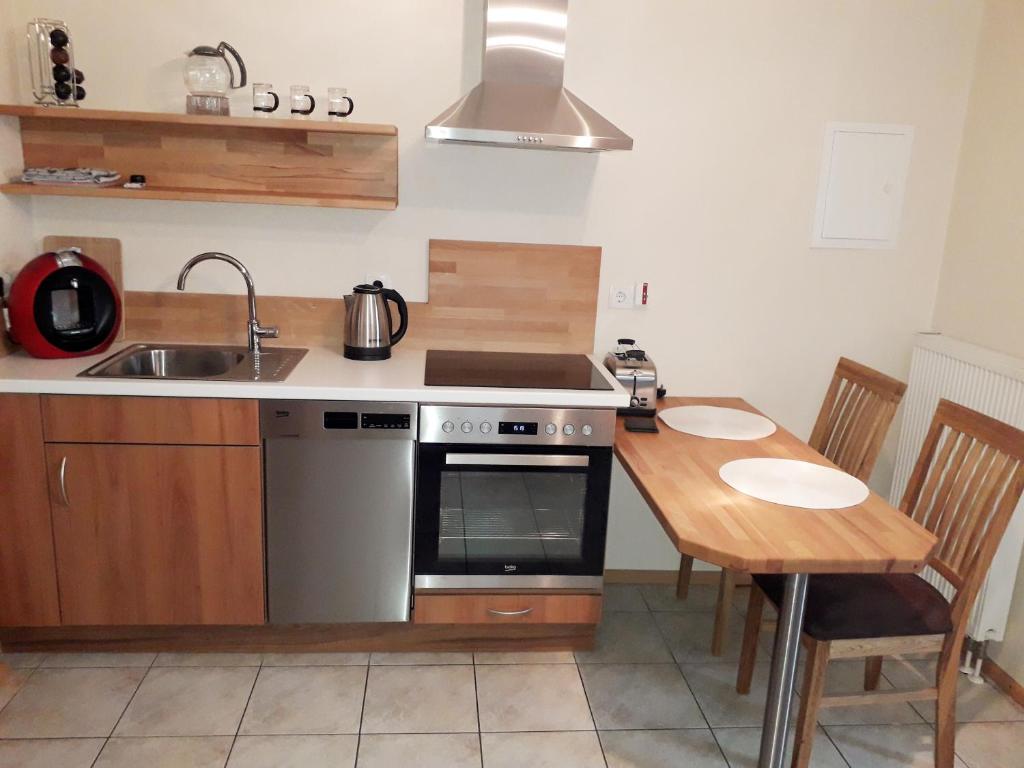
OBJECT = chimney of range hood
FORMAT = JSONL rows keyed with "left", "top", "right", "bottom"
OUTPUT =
{"left": 425, "top": 0, "right": 634, "bottom": 152}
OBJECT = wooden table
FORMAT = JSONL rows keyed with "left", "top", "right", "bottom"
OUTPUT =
{"left": 615, "top": 397, "right": 937, "bottom": 768}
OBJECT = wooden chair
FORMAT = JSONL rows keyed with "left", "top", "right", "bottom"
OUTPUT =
{"left": 736, "top": 399, "right": 1024, "bottom": 768}
{"left": 675, "top": 357, "right": 907, "bottom": 655}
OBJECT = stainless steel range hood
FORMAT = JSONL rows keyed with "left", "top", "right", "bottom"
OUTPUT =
{"left": 425, "top": 0, "right": 633, "bottom": 152}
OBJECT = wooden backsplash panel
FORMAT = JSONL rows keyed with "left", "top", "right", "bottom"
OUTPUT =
{"left": 123, "top": 239, "right": 601, "bottom": 353}
{"left": 404, "top": 240, "right": 602, "bottom": 353}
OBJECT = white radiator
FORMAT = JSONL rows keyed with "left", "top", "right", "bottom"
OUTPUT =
{"left": 889, "top": 333, "right": 1024, "bottom": 643}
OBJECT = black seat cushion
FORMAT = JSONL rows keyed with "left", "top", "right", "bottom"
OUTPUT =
{"left": 753, "top": 573, "right": 953, "bottom": 642}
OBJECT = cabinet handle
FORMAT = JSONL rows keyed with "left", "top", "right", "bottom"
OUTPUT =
{"left": 487, "top": 607, "right": 534, "bottom": 617}
{"left": 58, "top": 456, "right": 70, "bottom": 506}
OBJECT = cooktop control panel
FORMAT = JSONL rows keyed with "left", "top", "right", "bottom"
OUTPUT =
{"left": 419, "top": 405, "right": 615, "bottom": 447}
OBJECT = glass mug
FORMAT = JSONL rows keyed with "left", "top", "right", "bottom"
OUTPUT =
{"left": 328, "top": 87, "right": 354, "bottom": 119}
{"left": 290, "top": 85, "right": 315, "bottom": 116}
{"left": 252, "top": 83, "right": 279, "bottom": 114}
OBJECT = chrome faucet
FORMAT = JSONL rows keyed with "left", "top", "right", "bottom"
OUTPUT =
{"left": 177, "top": 252, "right": 279, "bottom": 354}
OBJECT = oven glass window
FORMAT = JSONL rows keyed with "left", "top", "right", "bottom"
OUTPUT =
{"left": 438, "top": 469, "right": 588, "bottom": 567}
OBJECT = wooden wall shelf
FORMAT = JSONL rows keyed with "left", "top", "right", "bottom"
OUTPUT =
{"left": 0, "top": 104, "right": 398, "bottom": 210}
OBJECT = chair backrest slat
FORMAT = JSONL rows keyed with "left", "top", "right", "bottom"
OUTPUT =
{"left": 901, "top": 399, "right": 1024, "bottom": 630}
{"left": 810, "top": 357, "right": 907, "bottom": 482}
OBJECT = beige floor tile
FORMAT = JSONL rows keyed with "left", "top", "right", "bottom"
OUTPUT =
{"left": 574, "top": 612, "right": 673, "bottom": 664}
{"left": 357, "top": 733, "right": 480, "bottom": 768}
{"left": 260, "top": 652, "right": 368, "bottom": 666}
{"left": 361, "top": 665, "right": 477, "bottom": 734}
{"left": 228, "top": 734, "right": 358, "bottom": 768}
{"left": 815, "top": 660, "right": 926, "bottom": 726}
{"left": 0, "top": 738, "right": 105, "bottom": 767}
{"left": 0, "top": 669, "right": 31, "bottom": 710}
{"left": 94, "top": 736, "right": 233, "bottom": 767}
{"left": 642, "top": 583, "right": 720, "bottom": 612}
{"left": 580, "top": 663, "right": 705, "bottom": 729}
{"left": 826, "top": 723, "right": 969, "bottom": 768}
{"left": 477, "top": 664, "right": 593, "bottom": 732}
{"left": 40, "top": 652, "right": 156, "bottom": 668}
{"left": 654, "top": 610, "right": 746, "bottom": 663}
{"left": 714, "top": 725, "right": 848, "bottom": 768}
{"left": 602, "top": 584, "right": 648, "bottom": 612}
{"left": 883, "top": 658, "right": 1024, "bottom": 723}
{"left": 0, "top": 668, "right": 145, "bottom": 738}
{"left": 240, "top": 666, "right": 365, "bottom": 735}
{"left": 680, "top": 662, "right": 794, "bottom": 728}
{"left": 153, "top": 652, "right": 262, "bottom": 667}
{"left": 955, "top": 721, "right": 1024, "bottom": 768}
{"left": 114, "top": 666, "right": 258, "bottom": 737}
{"left": 601, "top": 729, "right": 727, "bottom": 768}
{"left": 474, "top": 651, "right": 575, "bottom": 664}
{"left": 0, "top": 653, "right": 47, "bottom": 670}
{"left": 369, "top": 652, "right": 472, "bottom": 665}
{"left": 481, "top": 731, "right": 605, "bottom": 768}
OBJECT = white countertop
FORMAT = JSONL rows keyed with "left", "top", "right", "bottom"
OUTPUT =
{"left": 0, "top": 342, "right": 630, "bottom": 408}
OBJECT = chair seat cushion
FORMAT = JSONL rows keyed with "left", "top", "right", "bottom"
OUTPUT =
{"left": 753, "top": 573, "right": 952, "bottom": 642}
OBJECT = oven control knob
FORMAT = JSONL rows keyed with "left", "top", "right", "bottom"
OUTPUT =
{"left": 582, "top": 424, "right": 593, "bottom": 436}
{"left": 545, "top": 423, "right": 558, "bottom": 435}
{"left": 442, "top": 420, "right": 455, "bottom": 433}
{"left": 480, "top": 421, "right": 492, "bottom": 434}
{"left": 563, "top": 424, "right": 576, "bottom": 436}
{"left": 461, "top": 421, "right": 474, "bottom": 433}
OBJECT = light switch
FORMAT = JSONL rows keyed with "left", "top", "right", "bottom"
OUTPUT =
{"left": 812, "top": 122, "right": 913, "bottom": 249}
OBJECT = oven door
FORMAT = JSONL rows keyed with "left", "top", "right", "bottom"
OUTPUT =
{"left": 414, "top": 444, "right": 611, "bottom": 589}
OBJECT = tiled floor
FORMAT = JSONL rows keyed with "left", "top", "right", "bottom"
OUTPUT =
{"left": 0, "top": 584, "right": 1021, "bottom": 767}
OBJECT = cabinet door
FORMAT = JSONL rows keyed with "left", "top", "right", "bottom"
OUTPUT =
{"left": 47, "top": 443, "right": 265, "bottom": 625}
{"left": 0, "top": 395, "right": 60, "bottom": 626}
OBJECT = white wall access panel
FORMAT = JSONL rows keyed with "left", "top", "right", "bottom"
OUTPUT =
{"left": 812, "top": 122, "right": 914, "bottom": 249}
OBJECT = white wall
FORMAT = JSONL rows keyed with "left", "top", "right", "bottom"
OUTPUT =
{"left": 0, "top": 2, "right": 32, "bottom": 278}
{"left": 932, "top": 0, "right": 1024, "bottom": 684}
{"left": 1, "top": 1, "right": 984, "bottom": 568}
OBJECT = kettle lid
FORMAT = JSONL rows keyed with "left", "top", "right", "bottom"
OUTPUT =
{"left": 353, "top": 282, "right": 383, "bottom": 294}
{"left": 188, "top": 45, "right": 222, "bottom": 56}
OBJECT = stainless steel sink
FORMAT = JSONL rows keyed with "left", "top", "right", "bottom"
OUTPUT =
{"left": 79, "top": 344, "right": 308, "bottom": 383}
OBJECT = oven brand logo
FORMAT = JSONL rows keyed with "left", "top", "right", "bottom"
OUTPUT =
{"left": 504, "top": 564, "right": 518, "bottom": 572}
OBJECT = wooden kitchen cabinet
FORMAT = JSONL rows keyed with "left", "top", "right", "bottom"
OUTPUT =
{"left": 46, "top": 441, "right": 265, "bottom": 626}
{"left": 0, "top": 394, "right": 61, "bottom": 627}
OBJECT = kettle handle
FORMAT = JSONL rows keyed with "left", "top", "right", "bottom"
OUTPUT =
{"left": 383, "top": 288, "right": 408, "bottom": 346}
{"left": 217, "top": 41, "right": 247, "bottom": 89}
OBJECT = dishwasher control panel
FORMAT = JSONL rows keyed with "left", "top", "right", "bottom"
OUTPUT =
{"left": 261, "top": 400, "right": 417, "bottom": 441}
{"left": 361, "top": 413, "right": 411, "bottom": 430}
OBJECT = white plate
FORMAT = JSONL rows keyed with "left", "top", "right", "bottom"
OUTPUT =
{"left": 718, "top": 458, "right": 870, "bottom": 510}
{"left": 658, "top": 405, "right": 777, "bottom": 440}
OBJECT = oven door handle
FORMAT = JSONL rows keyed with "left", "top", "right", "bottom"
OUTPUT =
{"left": 444, "top": 454, "right": 590, "bottom": 467}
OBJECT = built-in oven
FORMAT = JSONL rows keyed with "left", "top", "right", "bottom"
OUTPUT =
{"left": 415, "top": 405, "right": 616, "bottom": 590}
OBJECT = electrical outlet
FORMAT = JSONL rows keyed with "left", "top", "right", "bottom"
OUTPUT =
{"left": 364, "top": 272, "right": 392, "bottom": 288}
{"left": 609, "top": 285, "right": 634, "bottom": 309}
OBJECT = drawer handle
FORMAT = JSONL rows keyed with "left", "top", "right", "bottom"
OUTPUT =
{"left": 487, "top": 607, "right": 534, "bottom": 617}
{"left": 58, "top": 456, "right": 71, "bottom": 506}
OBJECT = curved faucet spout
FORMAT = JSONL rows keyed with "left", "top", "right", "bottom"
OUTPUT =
{"left": 176, "top": 252, "right": 279, "bottom": 353}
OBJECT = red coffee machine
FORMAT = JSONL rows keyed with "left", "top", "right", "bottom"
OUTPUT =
{"left": 5, "top": 249, "right": 121, "bottom": 359}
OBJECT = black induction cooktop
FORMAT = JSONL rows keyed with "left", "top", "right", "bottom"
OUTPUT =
{"left": 424, "top": 350, "right": 614, "bottom": 391}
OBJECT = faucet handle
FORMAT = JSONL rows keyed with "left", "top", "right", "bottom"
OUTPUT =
{"left": 254, "top": 324, "right": 279, "bottom": 340}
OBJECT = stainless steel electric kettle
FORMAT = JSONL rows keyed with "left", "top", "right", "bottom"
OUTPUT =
{"left": 343, "top": 281, "right": 409, "bottom": 360}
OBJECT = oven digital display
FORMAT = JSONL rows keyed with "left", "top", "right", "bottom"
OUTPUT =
{"left": 499, "top": 421, "right": 538, "bottom": 435}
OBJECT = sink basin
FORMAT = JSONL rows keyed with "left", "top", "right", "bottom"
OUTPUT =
{"left": 79, "top": 344, "right": 308, "bottom": 383}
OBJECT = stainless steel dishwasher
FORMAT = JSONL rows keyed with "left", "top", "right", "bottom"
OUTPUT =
{"left": 261, "top": 400, "right": 417, "bottom": 623}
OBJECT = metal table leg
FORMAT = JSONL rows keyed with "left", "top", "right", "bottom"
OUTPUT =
{"left": 757, "top": 573, "right": 809, "bottom": 768}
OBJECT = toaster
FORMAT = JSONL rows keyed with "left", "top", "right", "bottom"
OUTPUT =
{"left": 604, "top": 339, "right": 660, "bottom": 416}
